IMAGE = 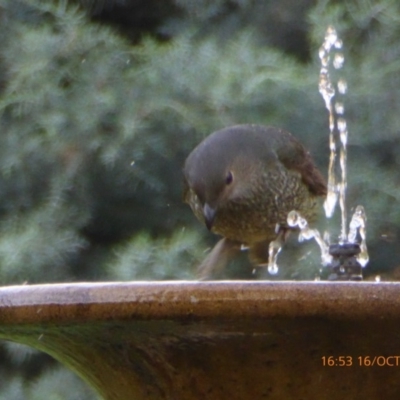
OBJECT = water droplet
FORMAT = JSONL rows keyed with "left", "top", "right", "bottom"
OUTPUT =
{"left": 340, "top": 130, "right": 348, "bottom": 147}
{"left": 333, "top": 53, "right": 345, "bottom": 69}
{"left": 268, "top": 264, "right": 279, "bottom": 275}
{"left": 357, "top": 250, "right": 369, "bottom": 267}
{"left": 319, "top": 46, "right": 327, "bottom": 61}
{"left": 338, "top": 79, "right": 347, "bottom": 94}
{"left": 348, "top": 205, "right": 366, "bottom": 242}
{"left": 348, "top": 205, "right": 369, "bottom": 266}
{"left": 326, "top": 26, "right": 338, "bottom": 46}
{"left": 329, "top": 135, "right": 336, "bottom": 151}
{"left": 337, "top": 118, "right": 347, "bottom": 133}
{"left": 334, "top": 39, "right": 343, "bottom": 49}
{"left": 324, "top": 189, "right": 338, "bottom": 218}
{"left": 338, "top": 118, "right": 348, "bottom": 147}
{"left": 335, "top": 102, "right": 345, "bottom": 114}
{"left": 267, "top": 233, "right": 285, "bottom": 275}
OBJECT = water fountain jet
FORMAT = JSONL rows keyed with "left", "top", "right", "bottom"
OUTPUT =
{"left": 318, "top": 26, "right": 369, "bottom": 280}
{"left": 277, "top": 26, "right": 369, "bottom": 281}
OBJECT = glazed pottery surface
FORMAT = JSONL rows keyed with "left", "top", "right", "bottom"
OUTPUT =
{"left": 0, "top": 281, "right": 399, "bottom": 399}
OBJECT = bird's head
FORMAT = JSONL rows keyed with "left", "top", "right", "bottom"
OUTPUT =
{"left": 190, "top": 168, "right": 238, "bottom": 230}
{"left": 183, "top": 128, "right": 264, "bottom": 231}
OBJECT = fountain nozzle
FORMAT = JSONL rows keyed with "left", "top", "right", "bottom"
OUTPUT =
{"left": 323, "top": 242, "right": 363, "bottom": 281}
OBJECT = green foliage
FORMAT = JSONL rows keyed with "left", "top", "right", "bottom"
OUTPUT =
{"left": 108, "top": 228, "right": 203, "bottom": 280}
{"left": 0, "top": 367, "right": 97, "bottom": 400}
{"left": 0, "top": 0, "right": 323, "bottom": 286}
{"left": 28, "top": 367, "right": 97, "bottom": 400}
{"left": 0, "top": 200, "right": 88, "bottom": 284}
{"left": 0, "top": 342, "right": 96, "bottom": 400}
{"left": 0, "top": 376, "right": 25, "bottom": 400}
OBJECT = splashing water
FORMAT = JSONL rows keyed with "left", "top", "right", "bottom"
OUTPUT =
{"left": 287, "top": 211, "right": 332, "bottom": 265}
{"left": 319, "top": 26, "right": 346, "bottom": 226}
{"left": 319, "top": 26, "right": 341, "bottom": 219}
{"left": 317, "top": 26, "right": 369, "bottom": 274}
{"left": 265, "top": 26, "right": 369, "bottom": 277}
{"left": 265, "top": 225, "right": 285, "bottom": 275}
{"left": 267, "top": 241, "right": 281, "bottom": 275}
{"left": 276, "top": 26, "right": 368, "bottom": 277}
{"left": 348, "top": 205, "right": 369, "bottom": 266}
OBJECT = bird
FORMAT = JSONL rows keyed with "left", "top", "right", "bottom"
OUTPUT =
{"left": 183, "top": 124, "right": 327, "bottom": 279}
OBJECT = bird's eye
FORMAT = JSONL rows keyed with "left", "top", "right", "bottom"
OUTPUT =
{"left": 225, "top": 171, "right": 233, "bottom": 185}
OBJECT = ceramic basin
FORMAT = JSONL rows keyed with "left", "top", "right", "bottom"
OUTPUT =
{"left": 0, "top": 281, "right": 399, "bottom": 399}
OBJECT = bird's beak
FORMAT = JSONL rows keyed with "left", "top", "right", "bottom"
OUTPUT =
{"left": 203, "top": 203, "right": 216, "bottom": 230}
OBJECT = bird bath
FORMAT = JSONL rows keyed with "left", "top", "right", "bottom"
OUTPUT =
{"left": 0, "top": 23, "right": 385, "bottom": 400}
{"left": 1, "top": 281, "right": 400, "bottom": 400}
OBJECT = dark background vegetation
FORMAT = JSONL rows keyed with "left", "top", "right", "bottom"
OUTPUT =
{"left": 1, "top": 0, "right": 400, "bottom": 397}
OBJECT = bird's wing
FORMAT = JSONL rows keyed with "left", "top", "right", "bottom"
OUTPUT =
{"left": 275, "top": 135, "right": 327, "bottom": 197}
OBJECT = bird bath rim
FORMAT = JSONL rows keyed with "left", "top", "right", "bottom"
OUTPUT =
{"left": 0, "top": 280, "right": 399, "bottom": 324}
